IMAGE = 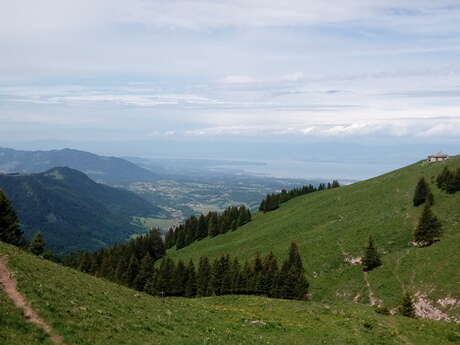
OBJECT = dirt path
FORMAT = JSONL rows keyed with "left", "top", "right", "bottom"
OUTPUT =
{"left": 363, "top": 271, "right": 380, "bottom": 306}
{"left": 0, "top": 256, "right": 64, "bottom": 344}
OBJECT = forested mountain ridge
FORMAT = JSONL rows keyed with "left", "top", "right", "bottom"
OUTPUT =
{"left": 168, "top": 156, "right": 460, "bottom": 320}
{"left": 0, "top": 147, "right": 157, "bottom": 183}
{"left": 0, "top": 167, "right": 163, "bottom": 252}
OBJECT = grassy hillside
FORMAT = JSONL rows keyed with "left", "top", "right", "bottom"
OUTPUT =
{"left": 0, "top": 167, "right": 164, "bottom": 252}
{"left": 167, "top": 157, "right": 460, "bottom": 318}
{"left": 1, "top": 241, "right": 459, "bottom": 345}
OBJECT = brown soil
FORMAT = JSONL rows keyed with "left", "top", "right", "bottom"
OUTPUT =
{"left": 0, "top": 255, "right": 64, "bottom": 344}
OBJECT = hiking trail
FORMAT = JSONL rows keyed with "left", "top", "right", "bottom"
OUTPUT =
{"left": 0, "top": 255, "right": 64, "bottom": 344}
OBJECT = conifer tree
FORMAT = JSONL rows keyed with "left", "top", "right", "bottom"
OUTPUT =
{"left": 413, "top": 177, "right": 429, "bottom": 206}
{"left": 133, "top": 253, "right": 155, "bottom": 292}
{"left": 185, "top": 260, "right": 197, "bottom": 297}
{"left": 277, "top": 242, "right": 309, "bottom": 300}
{"left": 173, "top": 260, "right": 188, "bottom": 296}
{"left": 239, "top": 260, "right": 253, "bottom": 295}
{"left": 252, "top": 253, "right": 264, "bottom": 294}
{"left": 122, "top": 254, "right": 139, "bottom": 288}
{"left": 414, "top": 205, "right": 442, "bottom": 246}
{"left": 155, "top": 258, "right": 175, "bottom": 296}
{"left": 0, "top": 191, "right": 24, "bottom": 246}
{"left": 261, "top": 252, "right": 279, "bottom": 296}
{"left": 29, "top": 232, "right": 46, "bottom": 256}
{"left": 362, "top": 236, "right": 382, "bottom": 272}
{"left": 259, "top": 199, "right": 266, "bottom": 212}
{"left": 436, "top": 166, "right": 450, "bottom": 189}
{"left": 399, "top": 292, "right": 416, "bottom": 318}
{"left": 230, "top": 257, "right": 242, "bottom": 294}
{"left": 197, "top": 256, "right": 211, "bottom": 297}
{"left": 208, "top": 213, "right": 219, "bottom": 237}
{"left": 197, "top": 214, "right": 208, "bottom": 240}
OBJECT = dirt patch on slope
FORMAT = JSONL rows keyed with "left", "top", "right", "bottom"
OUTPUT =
{"left": 0, "top": 255, "right": 65, "bottom": 344}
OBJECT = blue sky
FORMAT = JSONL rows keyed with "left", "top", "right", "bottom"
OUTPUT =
{"left": 1, "top": 1, "right": 460, "bottom": 166}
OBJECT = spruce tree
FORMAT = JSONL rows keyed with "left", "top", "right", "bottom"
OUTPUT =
{"left": 413, "top": 177, "right": 429, "bottom": 206}
{"left": 122, "top": 254, "right": 139, "bottom": 288}
{"left": 261, "top": 252, "right": 279, "bottom": 296}
{"left": 0, "top": 191, "right": 24, "bottom": 246}
{"left": 362, "top": 236, "right": 382, "bottom": 272}
{"left": 252, "top": 253, "right": 264, "bottom": 294}
{"left": 133, "top": 253, "right": 155, "bottom": 292}
{"left": 173, "top": 260, "right": 188, "bottom": 296}
{"left": 436, "top": 167, "right": 451, "bottom": 189}
{"left": 155, "top": 258, "right": 175, "bottom": 296}
{"left": 197, "top": 215, "right": 208, "bottom": 240}
{"left": 208, "top": 213, "right": 219, "bottom": 237}
{"left": 185, "top": 260, "right": 197, "bottom": 297}
{"left": 29, "top": 232, "right": 46, "bottom": 256}
{"left": 400, "top": 292, "right": 416, "bottom": 318}
{"left": 277, "top": 242, "right": 309, "bottom": 300}
{"left": 414, "top": 205, "right": 442, "bottom": 246}
{"left": 197, "top": 257, "right": 211, "bottom": 297}
{"left": 240, "top": 260, "right": 253, "bottom": 295}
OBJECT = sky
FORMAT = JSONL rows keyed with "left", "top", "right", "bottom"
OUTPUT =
{"left": 1, "top": 1, "right": 460, "bottom": 175}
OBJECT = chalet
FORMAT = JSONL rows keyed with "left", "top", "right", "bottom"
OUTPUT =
{"left": 427, "top": 152, "right": 449, "bottom": 163}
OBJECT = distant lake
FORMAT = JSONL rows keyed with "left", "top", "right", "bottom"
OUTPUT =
{"left": 215, "top": 159, "right": 409, "bottom": 181}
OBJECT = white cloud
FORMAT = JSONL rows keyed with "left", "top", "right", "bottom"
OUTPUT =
{"left": 219, "top": 75, "right": 256, "bottom": 84}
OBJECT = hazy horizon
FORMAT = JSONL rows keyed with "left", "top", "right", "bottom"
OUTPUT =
{"left": 2, "top": 1, "right": 460, "bottom": 179}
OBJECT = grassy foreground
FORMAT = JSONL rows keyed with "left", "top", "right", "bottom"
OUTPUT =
{"left": 167, "top": 157, "right": 460, "bottom": 317}
{"left": 1, "top": 242, "right": 460, "bottom": 345}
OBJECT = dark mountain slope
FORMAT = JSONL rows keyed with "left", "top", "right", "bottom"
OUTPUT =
{"left": 0, "top": 147, "right": 157, "bottom": 183}
{"left": 0, "top": 167, "right": 163, "bottom": 252}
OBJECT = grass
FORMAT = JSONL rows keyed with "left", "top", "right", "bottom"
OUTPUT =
{"left": 167, "top": 157, "right": 460, "bottom": 317}
{"left": 1, "top": 241, "right": 460, "bottom": 345}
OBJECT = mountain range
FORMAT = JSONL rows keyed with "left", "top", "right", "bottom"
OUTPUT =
{"left": 0, "top": 167, "right": 163, "bottom": 252}
{"left": 0, "top": 147, "right": 157, "bottom": 183}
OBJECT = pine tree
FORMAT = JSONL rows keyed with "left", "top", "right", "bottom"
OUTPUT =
{"left": 197, "top": 256, "right": 211, "bottom": 297}
{"left": 133, "top": 253, "right": 155, "bottom": 292}
{"left": 29, "top": 232, "right": 46, "bottom": 256}
{"left": 260, "top": 252, "right": 279, "bottom": 296}
{"left": 185, "top": 260, "right": 197, "bottom": 297}
{"left": 277, "top": 242, "right": 309, "bottom": 300}
{"left": 436, "top": 166, "right": 451, "bottom": 190}
{"left": 399, "top": 292, "right": 416, "bottom": 318}
{"left": 414, "top": 205, "right": 442, "bottom": 246}
{"left": 413, "top": 177, "right": 429, "bottom": 206}
{"left": 197, "top": 214, "right": 208, "bottom": 240}
{"left": 155, "top": 258, "right": 175, "bottom": 296}
{"left": 239, "top": 260, "right": 253, "bottom": 295}
{"left": 208, "top": 213, "right": 219, "bottom": 237}
{"left": 252, "top": 253, "right": 264, "bottom": 294}
{"left": 288, "top": 242, "right": 304, "bottom": 272}
{"left": 122, "top": 254, "right": 139, "bottom": 288}
{"left": 0, "top": 191, "right": 24, "bottom": 246}
{"left": 362, "top": 236, "right": 382, "bottom": 272}
{"left": 259, "top": 199, "right": 266, "bottom": 212}
{"left": 173, "top": 260, "right": 188, "bottom": 296}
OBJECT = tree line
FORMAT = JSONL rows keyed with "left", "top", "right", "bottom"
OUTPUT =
{"left": 63, "top": 228, "right": 166, "bottom": 282}
{"left": 436, "top": 167, "right": 460, "bottom": 194}
{"left": 164, "top": 205, "right": 251, "bottom": 250}
{"left": 259, "top": 181, "right": 340, "bottom": 213}
{"left": 412, "top": 177, "right": 442, "bottom": 246}
{"left": 69, "top": 241, "right": 309, "bottom": 300}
